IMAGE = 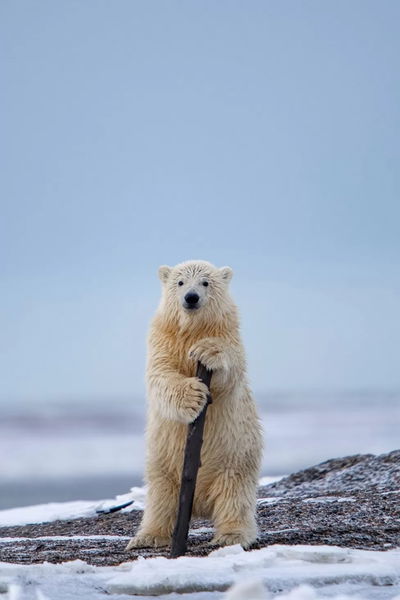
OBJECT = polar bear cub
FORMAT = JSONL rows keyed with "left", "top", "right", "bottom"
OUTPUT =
{"left": 126, "top": 260, "right": 262, "bottom": 550}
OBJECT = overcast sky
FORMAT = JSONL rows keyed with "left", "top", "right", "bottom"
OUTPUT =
{"left": 1, "top": 1, "right": 399, "bottom": 401}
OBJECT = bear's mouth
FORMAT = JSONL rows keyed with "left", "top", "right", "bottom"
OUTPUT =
{"left": 183, "top": 303, "right": 200, "bottom": 311}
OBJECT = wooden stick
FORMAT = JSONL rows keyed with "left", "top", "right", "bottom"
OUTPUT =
{"left": 170, "top": 362, "right": 213, "bottom": 558}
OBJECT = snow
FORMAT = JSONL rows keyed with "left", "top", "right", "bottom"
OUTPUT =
{"left": 1, "top": 545, "right": 399, "bottom": 599}
{"left": 302, "top": 497, "right": 356, "bottom": 504}
{"left": 107, "top": 544, "right": 400, "bottom": 596}
{"left": 257, "top": 497, "right": 282, "bottom": 505}
{"left": 98, "top": 486, "right": 147, "bottom": 513}
{"left": 0, "top": 500, "right": 100, "bottom": 528}
{"left": 189, "top": 526, "right": 213, "bottom": 536}
{"left": 226, "top": 580, "right": 400, "bottom": 600}
{"left": 0, "top": 487, "right": 145, "bottom": 527}
{"left": 0, "top": 560, "right": 106, "bottom": 600}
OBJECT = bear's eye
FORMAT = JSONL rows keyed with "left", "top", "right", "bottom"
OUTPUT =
{"left": 202, "top": 281, "right": 209, "bottom": 287}
{"left": 178, "top": 281, "right": 184, "bottom": 286}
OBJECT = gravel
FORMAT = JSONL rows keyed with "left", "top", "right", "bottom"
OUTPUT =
{"left": 1, "top": 450, "right": 399, "bottom": 566}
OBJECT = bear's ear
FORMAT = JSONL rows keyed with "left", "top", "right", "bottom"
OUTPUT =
{"left": 158, "top": 265, "right": 172, "bottom": 283}
{"left": 219, "top": 266, "right": 233, "bottom": 283}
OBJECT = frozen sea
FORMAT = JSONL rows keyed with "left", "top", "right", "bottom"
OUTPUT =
{"left": 1, "top": 390, "right": 399, "bottom": 510}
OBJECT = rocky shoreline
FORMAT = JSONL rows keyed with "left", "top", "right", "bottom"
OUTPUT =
{"left": 1, "top": 450, "right": 399, "bottom": 566}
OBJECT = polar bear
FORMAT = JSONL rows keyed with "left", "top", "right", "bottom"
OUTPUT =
{"left": 126, "top": 260, "right": 262, "bottom": 550}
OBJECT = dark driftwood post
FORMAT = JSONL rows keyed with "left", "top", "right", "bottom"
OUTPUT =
{"left": 170, "top": 362, "right": 213, "bottom": 558}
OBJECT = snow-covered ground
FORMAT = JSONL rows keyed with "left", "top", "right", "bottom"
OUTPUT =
{"left": 1, "top": 484, "right": 400, "bottom": 599}
{"left": 107, "top": 544, "right": 400, "bottom": 596}
{"left": 0, "top": 487, "right": 146, "bottom": 528}
{"left": 1, "top": 544, "right": 400, "bottom": 600}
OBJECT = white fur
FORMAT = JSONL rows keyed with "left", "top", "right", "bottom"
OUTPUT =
{"left": 126, "top": 260, "right": 263, "bottom": 551}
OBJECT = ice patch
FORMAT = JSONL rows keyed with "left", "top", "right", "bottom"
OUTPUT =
{"left": 303, "top": 497, "right": 356, "bottom": 504}
{"left": 257, "top": 497, "right": 282, "bottom": 505}
{"left": 190, "top": 526, "right": 213, "bottom": 536}
{"left": 1, "top": 547, "right": 400, "bottom": 600}
{"left": 5, "top": 585, "right": 50, "bottom": 600}
{"left": 107, "top": 545, "right": 400, "bottom": 595}
{"left": 264, "top": 528, "right": 300, "bottom": 535}
{"left": 225, "top": 580, "right": 374, "bottom": 600}
{"left": 224, "top": 578, "right": 266, "bottom": 600}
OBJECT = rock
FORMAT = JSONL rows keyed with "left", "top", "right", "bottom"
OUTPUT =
{"left": 0, "top": 450, "right": 399, "bottom": 566}
{"left": 259, "top": 450, "right": 400, "bottom": 497}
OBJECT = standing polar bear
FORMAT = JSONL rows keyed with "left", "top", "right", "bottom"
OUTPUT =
{"left": 127, "top": 260, "right": 262, "bottom": 550}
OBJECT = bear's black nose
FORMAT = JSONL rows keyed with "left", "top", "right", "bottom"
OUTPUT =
{"left": 184, "top": 292, "right": 200, "bottom": 305}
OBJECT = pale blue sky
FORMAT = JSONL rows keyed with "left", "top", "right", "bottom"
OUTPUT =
{"left": 1, "top": 1, "right": 399, "bottom": 401}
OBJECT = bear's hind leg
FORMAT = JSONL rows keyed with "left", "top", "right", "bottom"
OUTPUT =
{"left": 126, "top": 473, "right": 179, "bottom": 550}
{"left": 209, "top": 471, "right": 258, "bottom": 549}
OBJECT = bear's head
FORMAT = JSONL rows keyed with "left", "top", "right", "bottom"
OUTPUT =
{"left": 157, "top": 260, "right": 234, "bottom": 325}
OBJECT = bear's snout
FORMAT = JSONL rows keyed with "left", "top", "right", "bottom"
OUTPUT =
{"left": 184, "top": 291, "right": 200, "bottom": 309}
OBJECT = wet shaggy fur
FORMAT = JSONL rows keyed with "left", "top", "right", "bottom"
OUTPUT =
{"left": 126, "top": 260, "right": 263, "bottom": 550}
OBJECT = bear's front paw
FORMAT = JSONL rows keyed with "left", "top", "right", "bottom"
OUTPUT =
{"left": 177, "top": 377, "right": 209, "bottom": 423}
{"left": 189, "top": 338, "right": 229, "bottom": 371}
